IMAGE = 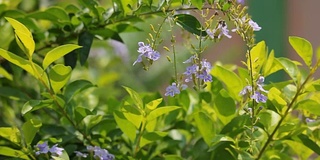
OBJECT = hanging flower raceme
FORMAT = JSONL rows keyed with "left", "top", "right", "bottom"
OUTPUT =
{"left": 34, "top": 141, "right": 64, "bottom": 157}
{"left": 133, "top": 42, "right": 160, "bottom": 66}
{"left": 232, "top": 16, "right": 262, "bottom": 33}
{"left": 240, "top": 76, "right": 268, "bottom": 103}
{"left": 206, "top": 21, "right": 232, "bottom": 39}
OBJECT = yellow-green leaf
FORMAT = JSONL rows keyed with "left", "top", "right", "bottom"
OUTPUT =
{"left": 146, "top": 98, "right": 162, "bottom": 111}
{"left": 0, "top": 66, "right": 13, "bottom": 80}
{"left": 43, "top": 44, "right": 82, "bottom": 70}
{"left": 48, "top": 64, "right": 72, "bottom": 93}
{"left": 247, "top": 41, "right": 267, "bottom": 75}
{"left": 114, "top": 111, "right": 137, "bottom": 142}
{"left": 289, "top": 36, "right": 313, "bottom": 67}
{"left": 147, "top": 106, "right": 180, "bottom": 122}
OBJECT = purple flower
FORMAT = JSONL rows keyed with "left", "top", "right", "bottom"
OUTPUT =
{"left": 248, "top": 19, "right": 261, "bottom": 31}
{"left": 165, "top": 83, "right": 181, "bottom": 97}
{"left": 133, "top": 42, "right": 160, "bottom": 65}
{"left": 74, "top": 151, "right": 88, "bottom": 158}
{"left": 237, "top": 0, "right": 245, "bottom": 4}
{"left": 35, "top": 141, "right": 49, "bottom": 155}
{"left": 251, "top": 91, "right": 267, "bottom": 103}
{"left": 197, "top": 72, "right": 212, "bottom": 82}
{"left": 207, "top": 21, "right": 232, "bottom": 39}
{"left": 240, "top": 86, "right": 252, "bottom": 96}
{"left": 49, "top": 144, "right": 64, "bottom": 156}
{"left": 86, "top": 146, "right": 114, "bottom": 160}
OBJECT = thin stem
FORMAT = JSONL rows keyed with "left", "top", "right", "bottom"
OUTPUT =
{"left": 134, "top": 118, "right": 147, "bottom": 157}
{"left": 256, "top": 59, "right": 320, "bottom": 159}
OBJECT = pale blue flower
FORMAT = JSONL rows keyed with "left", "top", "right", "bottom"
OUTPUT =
{"left": 251, "top": 91, "right": 267, "bottom": 103}
{"left": 86, "top": 146, "right": 114, "bottom": 160}
{"left": 165, "top": 83, "right": 181, "bottom": 97}
{"left": 197, "top": 72, "right": 212, "bottom": 82}
{"left": 74, "top": 151, "right": 88, "bottom": 158}
{"left": 183, "top": 55, "right": 196, "bottom": 63}
{"left": 237, "top": 0, "right": 245, "bottom": 4}
{"left": 249, "top": 19, "right": 262, "bottom": 31}
{"left": 49, "top": 144, "right": 64, "bottom": 156}
{"left": 133, "top": 42, "right": 160, "bottom": 65}
{"left": 240, "top": 86, "right": 252, "bottom": 95}
{"left": 35, "top": 141, "right": 49, "bottom": 155}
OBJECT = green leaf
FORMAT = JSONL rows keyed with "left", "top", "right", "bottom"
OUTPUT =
{"left": 191, "top": 0, "right": 204, "bottom": 9}
{"left": 259, "top": 110, "right": 281, "bottom": 133}
{"left": 5, "top": 17, "right": 34, "bottom": 58}
{"left": 263, "top": 50, "right": 283, "bottom": 76}
{"left": 0, "top": 66, "right": 13, "bottom": 80}
{"left": 78, "top": 31, "right": 94, "bottom": 65}
{"left": 64, "top": 80, "right": 95, "bottom": 103}
{"left": 81, "top": 115, "right": 103, "bottom": 133}
{"left": 21, "top": 119, "right": 42, "bottom": 145}
{"left": 0, "top": 48, "right": 48, "bottom": 83}
{"left": 295, "top": 99, "right": 320, "bottom": 116}
{"left": 48, "top": 64, "right": 72, "bottom": 93}
{"left": 211, "top": 65, "right": 243, "bottom": 100}
{"left": 0, "top": 86, "right": 29, "bottom": 101}
{"left": 45, "top": 6, "right": 70, "bottom": 22}
{"left": 0, "top": 146, "right": 29, "bottom": 159}
{"left": 90, "top": 28, "right": 123, "bottom": 42}
{"left": 247, "top": 41, "right": 267, "bottom": 76}
{"left": 147, "top": 106, "right": 180, "bottom": 122}
{"left": 123, "top": 104, "right": 143, "bottom": 129}
{"left": 123, "top": 86, "right": 144, "bottom": 110}
{"left": 146, "top": 98, "right": 162, "bottom": 111}
{"left": 214, "top": 89, "right": 236, "bottom": 125}
{"left": 114, "top": 110, "right": 137, "bottom": 142}
{"left": 140, "top": 131, "right": 168, "bottom": 148}
{"left": 297, "top": 134, "right": 320, "bottom": 155}
{"left": 194, "top": 111, "right": 215, "bottom": 145}
{"left": 174, "top": 14, "right": 207, "bottom": 36}
{"left": 0, "top": 127, "right": 20, "bottom": 144}
{"left": 283, "top": 140, "right": 313, "bottom": 160}
{"left": 268, "top": 87, "right": 287, "bottom": 114}
{"left": 43, "top": 44, "right": 82, "bottom": 70}
{"left": 289, "top": 36, "right": 313, "bottom": 67}
{"left": 278, "top": 57, "right": 300, "bottom": 82}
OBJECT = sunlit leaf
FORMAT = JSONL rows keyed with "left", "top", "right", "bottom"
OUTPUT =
{"left": 283, "top": 140, "right": 313, "bottom": 160}
{"left": 211, "top": 65, "right": 243, "bottom": 100}
{"left": 259, "top": 110, "right": 281, "bottom": 133}
{"left": 43, "top": 44, "right": 81, "bottom": 70}
{"left": 263, "top": 50, "right": 283, "bottom": 76}
{"left": 146, "top": 98, "right": 162, "bottom": 111}
{"left": 194, "top": 111, "right": 215, "bottom": 145}
{"left": 278, "top": 57, "right": 300, "bottom": 82}
{"left": 48, "top": 64, "right": 72, "bottom": 93}
{"left": 0, "top": 146, "right": 29, "bottom": 159}
{"left": 268, "top": 87, "right": 287, "bottom": 114}
{"left": 297, "top": 134, "right": 320, "bottom": 155}
{"left": 289, "top": 36, "right": 313, "bottom": 67}
{"left": 147, "top": 106, "right": 180, "bottom": 122}
{"left": 174, "top": 14, "right": 207, "bottom": 36}
{"left": 247, "top": 41, "right": 267, "bottom": 76}
{"left": 295, "top": 99, "right": 320, "bottom": 116}
{"left": 123, "top": 104, "right": 142, "bottom": 128}
{"left": 123, "top": 86, "right": 144, "bottom": 110}
{"left": 114, "top": 110, "right": 137, "bottom": 142}
{"left": 0, "top": 127, "right": 20, "bottom": 144}
{"left": 191, "top": 0, "right": 203, "bottom": 9}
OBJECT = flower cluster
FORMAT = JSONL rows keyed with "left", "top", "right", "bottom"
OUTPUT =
{"left": 133, "top": 42, "right": 160, "bottom": 65}
{"left": 34, "top": 141, "right": 64, "bottom": 157}
{"left": 165, "top": 82, "right": 187, "bottom": 97}
{"left": 206, "top": 21, "right": 232, "bottom": 39}
{"left": 232, "top": 16, "right": 262, "bottom": 33}
{"left": 240, "top": 76, "right": 268, "bottom": 103}
{"left": 183, "top": 56, "right": 213, "bottom": 83}
{"left": 86, "top": 145, "right": 114, "bottom": 160}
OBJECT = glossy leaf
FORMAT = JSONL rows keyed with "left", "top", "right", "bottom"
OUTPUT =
{"left": 77, "top": 31, "right": 94, "bottom": 65}
{"left": 0, "top": 127, "right": 20, "bottom": 144}
{"left": 114, "top": 110, "right": 137, "bottom": 142}
{"left": 21, "top": 119, "right": 42, "bottom": 145}
{"left": 64, "top": 80, "right": 95, "bottom": 103}
{"left": 43, "top": 44, "right": 82, "bottom": 70}
{"left": 0, "top": 48, "right": 48, "bottom": 83}
{"left": 247, "top": 41, "right": 267, "bottom": 76}
{"left": 123, "top": 104, "right": 143, "bottom": 128}
{"left": 194, "top": 111, "right": 215, "bottom": 145}
{"left": 5, "top": 17, "right": 34, "bottom": 58}
{"left": 289, "top": 36, "right": 313, "bottom": 67}
{"left": 147, "top": 106, "right": 180, "bottom": 122}
{"left": 0, "top": 146, "right": 29, "bottom": 159}
{"left": 214, "top": 89, "right": 236, "bottom": 125}
{"left": 268, "top": 87, "right": 287, "bottom": 114}
{"left": 174, "top": 14, "right": 207, "bottom": 36}
{"left": 211, "top": 65, "right": 243, "bottom": 100}
{"left": 48, "top": 64, "right": 72, "bottom": 93}
{"left": 123, "top": 86, "right": 144, "bottom": 110}
{"left": 140, "top": 131, "right": 168, "bottom": 148}
{"left": 278, "top": 57, "right": 300, "bottom": 82}
{"left": 146, "top": 98, "right": 162, "bottom": 111}
{"left": 295, "top": 99, "right": 320, "bottom": 115}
